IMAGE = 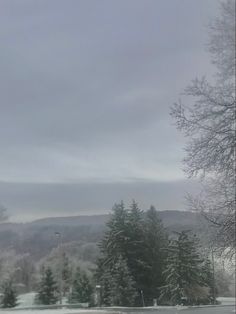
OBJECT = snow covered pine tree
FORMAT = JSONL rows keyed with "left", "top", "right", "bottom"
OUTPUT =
{"left": 68, "top": 267, "right": 93, "bottom": 304}
{"left": 36, "top": 267, "right": 58, "bottom": 305}
{"left": 159, "top": 231, "right": 213, "bottom": 305}
{"left": 1, "top": 281, "right": 18, "bottom": 308}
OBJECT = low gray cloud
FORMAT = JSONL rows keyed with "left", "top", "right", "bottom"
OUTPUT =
{"left": 0, "top": 179, "right": 200, "bottom": 222}
{"left": 0, "top": 0, "right": 219, "bottom": 220}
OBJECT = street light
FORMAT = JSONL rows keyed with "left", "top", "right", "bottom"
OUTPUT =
{"left": 140, "top": 290, "right": 145, "bottom": 307}
{"left": 95, "top": 285, "right": 101, "bottom": 307}
{"left": 55, "top": 232, "right": 63, "bottom": 305}
{"left": 211, "top": 249, "right": 216, "bottom": 305}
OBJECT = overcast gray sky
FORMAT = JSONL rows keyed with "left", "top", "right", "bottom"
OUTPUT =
{"left": 0, "top": 0, "right": 219, "bottom": 222}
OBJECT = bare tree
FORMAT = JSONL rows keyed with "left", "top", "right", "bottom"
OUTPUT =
{"left": 208, "top": 0, "right": 235, "bottom": 82}
{"left": 171, "top": 0, "right": 235, "bottom": 256}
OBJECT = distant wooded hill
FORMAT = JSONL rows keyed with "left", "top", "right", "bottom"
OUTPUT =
{"left": 0, "top": 210, "right": 210, "bottom": 260}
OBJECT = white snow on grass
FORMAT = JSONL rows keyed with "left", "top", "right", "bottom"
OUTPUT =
{"left": 0, "top": 293, "right": 111, "bottom": 314}
{"left": 0, "top": 293, "right": 234, "bottom": 313}
{"left": 217, "top": 297, "right": 236, "bottom": 305}
{"left": 0, "top": 310, "right": 109, "bottom": 314}
{"left": 16, "top": 292, "right": 37, "bottom": 308}
{"left": 16, "top": 293, "right": 70, "bottom": 308}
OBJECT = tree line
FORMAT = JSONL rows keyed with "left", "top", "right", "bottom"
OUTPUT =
{"left": 0, "top": 261, "right": 93, "bottom": 308}
{"left": 95, "top": 201, "right": 215, "bottom": 306}
{"left": 0, "top": 201, "right": 231, "bottom": 308}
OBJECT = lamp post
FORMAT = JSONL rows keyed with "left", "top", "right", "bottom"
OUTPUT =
{"left": 140, "top": 290, "right": 145, "bottom": 307}
{"left": 211, "top": 249, "right": 216, "bottom": 305}
{"left": 95, "top": 285, "right": 101, "bottom": 307}
{"left": 55, "top": 232, "right": 62, "bottom": 305}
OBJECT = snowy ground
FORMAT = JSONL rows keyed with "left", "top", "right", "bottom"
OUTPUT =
{"left": 0, "top": 307, "right": 235, "bottom": 314}
{"left": 15, "top": 292, "right": 36, "bottom": 308}
{"left": 0, "top": 310, "right": 112, "bottom": 314}
{"left": 0, "top": 293, "right": 234, "bottom": 314}
{"left": 217, "top": 297, "right": 236, "bottom": 305}
{"left": 13, "top": 292, "right": 236, "bottom": 308}
{"left": 0, "top": 293, "right": 110, "bottom": 314}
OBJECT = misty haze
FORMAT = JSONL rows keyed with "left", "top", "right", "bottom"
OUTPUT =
{"left": 0, "top": 0, "right": 235, "bottom": 313}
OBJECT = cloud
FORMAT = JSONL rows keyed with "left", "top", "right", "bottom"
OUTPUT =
{"left": 0, "top": 179, "right": 200, "bottom": 222}
{"left": 0, "top": 0, "right": 219, "bottom": 219}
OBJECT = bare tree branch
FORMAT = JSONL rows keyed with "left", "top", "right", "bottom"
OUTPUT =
{"left": 171, "top": 0, "right": 235, "bottom": 257}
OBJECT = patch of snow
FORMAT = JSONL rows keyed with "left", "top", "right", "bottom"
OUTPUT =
{"left": 0, "top": 310, "right": 110, "bottom": 314}
{"left": 17, "top": 292, "right": 37, "bottom": 308}
{"left": 217, "top": 297, "right": 236, "bottom": 305}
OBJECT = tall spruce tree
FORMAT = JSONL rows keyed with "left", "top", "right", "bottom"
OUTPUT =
{"left": 159, "top": 231, "right": 207, "bottom": 305}
{"left": 99, "top": 201, "right": 128, "bottom": 266}
{"left": 96, "top": 202, "right": 131, "bottom": 305}
{"left": 36, "top": 267, "right": 58, "bottom": 305}
{"left": 201, "top": 258, "right": 215, "bottom": 304}
{"left": 107, "top": 255, "right": 137, "bottom": 306}
{"left": 1, "top": 281, "right": 18, "bottom": 308}
{"left": 97, "top": 201, "right": 169, "bottom": 306}
{"left": 98, "top": 268, "right": 113, "bottom": 306}
{"left": 125, "top": 201, "right": 147, "bottom": 305}
{"left": 144, "top": 206, "right": 168, "bottom": 303}
{"left": 61, "top": 253, "right": 72, "bottom": 297}
{"left": 68, "top": 268, "right": 93, "bottom": 304}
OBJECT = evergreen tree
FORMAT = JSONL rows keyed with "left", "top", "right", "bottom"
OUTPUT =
{"left": 99, "top": 201, "right": 128, "bottom": 264}
{"left": 99, "top": 269, "right": 113, "bottom": 306}
{"left": 36, "top": 267, "right": 58, "bottom": 305}
{"left": 107, "top": 255, "right": 137, "bottom": 306}
{"left": 96, "top": 201, "right": 129, "bottom": 284}
{"left": 69, "top": 268, "right": 93, "bottom": 304}
{"left": 96, "top": 201, "right": 169, "bottom": 306}
{"left": 159, "top": 231, "right": 206, "bottom": 305}
{"left": 144, "top": 206, "right": 168, "bottom": 303}
{"left": 1, "top": 281, "right": 18, "bottom": 308}
{"left": 125, "top": 201, "right": 147, "bottom": 304}
{"left": 61, "top": 253, "right": 72, "bottom": 297}
{"left": 96, "top": 201, "right": 139, "bottom": 305}
{"left": 201, "top": 258, "right": 215, "bottom": 304}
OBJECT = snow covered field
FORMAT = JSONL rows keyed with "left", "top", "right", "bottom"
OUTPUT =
{"left": 217, "top": 297, "right": 236, "bottom": 305}
{"left": 0, "top": 293, "right": 234, "bottom": 314}
{"left": 0, "top": 293, "right": 108, "bottom": 314}
{"left": 15, "top": 292, "right": 36, "bottom": 308}
{"left": 0, "top": 306, "right": 235, "bottom": 314}
{"left": 0, "top": 310, "right": 110, "bottom": 314}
